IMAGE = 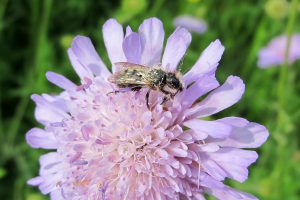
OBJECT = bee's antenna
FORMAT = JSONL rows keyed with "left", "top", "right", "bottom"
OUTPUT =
{"left": 178, "top": 57, "right": 184, "bottom": 72}
{"left": 178, "top": 52, "right": 189, "bottom": 74}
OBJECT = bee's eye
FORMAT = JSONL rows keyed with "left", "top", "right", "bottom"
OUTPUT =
{"left": 172, "top": 79, "right": 179, "bottom": 85}
{"left": 166, "top": 74, "right": 180, "bottom": 88}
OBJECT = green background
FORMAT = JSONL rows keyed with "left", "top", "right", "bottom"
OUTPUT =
{"left": 0, "top": 0, "right": 299, "bottom": 199}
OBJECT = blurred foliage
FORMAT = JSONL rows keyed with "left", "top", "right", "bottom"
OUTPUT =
{"left": 0, "top": 0, "right": 299, "bottom": 199}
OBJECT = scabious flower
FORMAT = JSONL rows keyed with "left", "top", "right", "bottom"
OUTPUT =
{"left": 173, "top": 15, "right": 207, "bottom": 34}
{"left": 258, "top": 34, "right": 300, "bottom": 68}
{"left": 26, "top": 18, "right": 268, "bottom": 199}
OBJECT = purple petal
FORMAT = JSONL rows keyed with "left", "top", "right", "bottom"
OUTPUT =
{"left": 187, "top": 129, "right": 208, "bottom": 140}
{"left": 69, "top": 36, "right": 110, "bottom": 77}
{"left": 125, "top": 25, "right": 133, "bottom": 37}
{"left": 162, "top": 27, "right": 191, "bottom": 71}
{"left": 258, "top": 34, "right": 300, "bottom": 68}
{"left": 27, "top": 176, "right": 43, "bottom": 186}
{"left": 166, "top": 142, "right": 188, "bottom": 157}
{"left": 41, "top": 93, "right": 70, "bottom": 113}
{"left": 173, "top": 15, "right": 207, "bottom": 34}
{"left": 26, "top": 128, "right": 58, "bottom": 149}
{"left": 50, "top": 189, "right": 65, "bottom": 200}
{"left": 102, "top": 19, "right": 126, "bottom": 72}
{"left": 197, "top": 143, "right": 220, "bottom": 152}
{"left": 194, "top": 193, "right": 206, "bottom": 200}
{"left": 138, "top": 17, "right": 164, "bottom": 66}
{"left": 185, "top": 76, "right": 245, "bottom": 118}
{"left": 257, "top": 48, "right": 282, "bottom": 68}
{"left": 208, "top": 185, "right": 258, "bottom": 200}
{"left": 208, "top": 117, "right": 269, "bottom": 148}
{"left": 178, "top": 75, "right": 219, "bottom": 108}
{"left": 201, "top": 159, "right": 227, "bottom": 181}
{"left": 123, "top": 32, "right": 143, "bottom": 64}
{"left": 38, "top": 173, "right": 63, "bottom": 195}
{"left": 46, "top": 71, "right": 76, "bottom": 90}
{"left": 199, "top": 172, "right": 225, "bottom": 189}
{"left": 39, "top": 152, "right": 63, "bottom": 176}
{"left": 31, "top": 94, "right": 70, "bottom": 125}
{"left": 184, "top": 119, "right": 232, "bottom": 138}
{"left": 184, "top": 39, "right": 224, "bottom": 84}
{"left": 207, "top": 147, "right": 258, "bottom": 182}
{"left": 67, "top": 48, "right": 93, "bottom": 80}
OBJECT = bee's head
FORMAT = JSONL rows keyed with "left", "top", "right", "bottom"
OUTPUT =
{"left": 164, "top": 72, "right": 184, "bottom": 95}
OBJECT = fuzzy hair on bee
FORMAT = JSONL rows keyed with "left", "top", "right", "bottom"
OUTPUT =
{"left": 108, "top": 62, "right": 184, "bottom": 109}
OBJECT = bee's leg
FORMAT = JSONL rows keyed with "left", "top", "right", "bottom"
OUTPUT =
{"left": 145, "top": 89, "right": 151, "bottom": 110}
{"left": 106, "top": 91, "right": 118, "bottom": 95}
{"left": 106, "top": 88, "right": 131, "bottom": 96}
{"left": 131, "top": 86, "right": 142, "bottom": 91}
{"left": 160, "top": 94, "right": 171, "bottom": 105}
{"left": 106, "top": 90, "right": 124, "bottom": 96}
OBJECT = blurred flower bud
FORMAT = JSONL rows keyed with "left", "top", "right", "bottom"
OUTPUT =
{"left": 60, "top": 34, "right": 74, "bottom": 50}
{"left": 265, "top": 0, "right": 289, "bottom": 19}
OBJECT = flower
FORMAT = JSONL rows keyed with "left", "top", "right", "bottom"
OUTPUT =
{"left": 258, "top": 34, "right": 300, "bottom": 68}
{"left": 26, "top": 18, "right": 269, "bottom": 199}
{"left": 173, "top": 15, "right": 207, "bottom": 34}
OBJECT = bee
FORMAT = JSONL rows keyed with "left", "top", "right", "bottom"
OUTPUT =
{"left": 108, "top": 62, "right": 184, "bottom": 109}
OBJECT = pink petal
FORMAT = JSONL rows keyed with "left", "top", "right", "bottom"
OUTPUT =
{"left": 81, "top": 124, "right": 94, "bottom": 141}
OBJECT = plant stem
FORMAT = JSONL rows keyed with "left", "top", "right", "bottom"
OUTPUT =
{"left": 241, "top": 17, "right": 267, "bottom": 77}
{"left": 7, "top": 0, "right": 53, "bottom": 147}
{"left": 0, "top": 0, "right": 8, "bottom": 31}
{"left": 277, "top": 0, "right": 298, "bottom": 128}
{"left": 274, "top": 1, "right": 298, "bottom": 199}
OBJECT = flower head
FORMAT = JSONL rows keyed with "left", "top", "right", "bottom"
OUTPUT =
{"left": 26, "top": 18, "right": 268, "bottom": 199}
{"left": 258, "top": 34, "right": 300, "bottom": 68}
{"left": 173, "top": 15, "right": 207, "bottom": 34}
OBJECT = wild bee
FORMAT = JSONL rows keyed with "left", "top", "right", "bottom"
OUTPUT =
{"left": 108, "top": 62, "right": 184, "bottom": 109}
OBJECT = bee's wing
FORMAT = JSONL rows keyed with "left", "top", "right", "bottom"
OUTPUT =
{"left": 114, "top": 62, "right": 147, "bottom": 72}
{"left": 108, "top": 64, "right": 152, "bottom": 86}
